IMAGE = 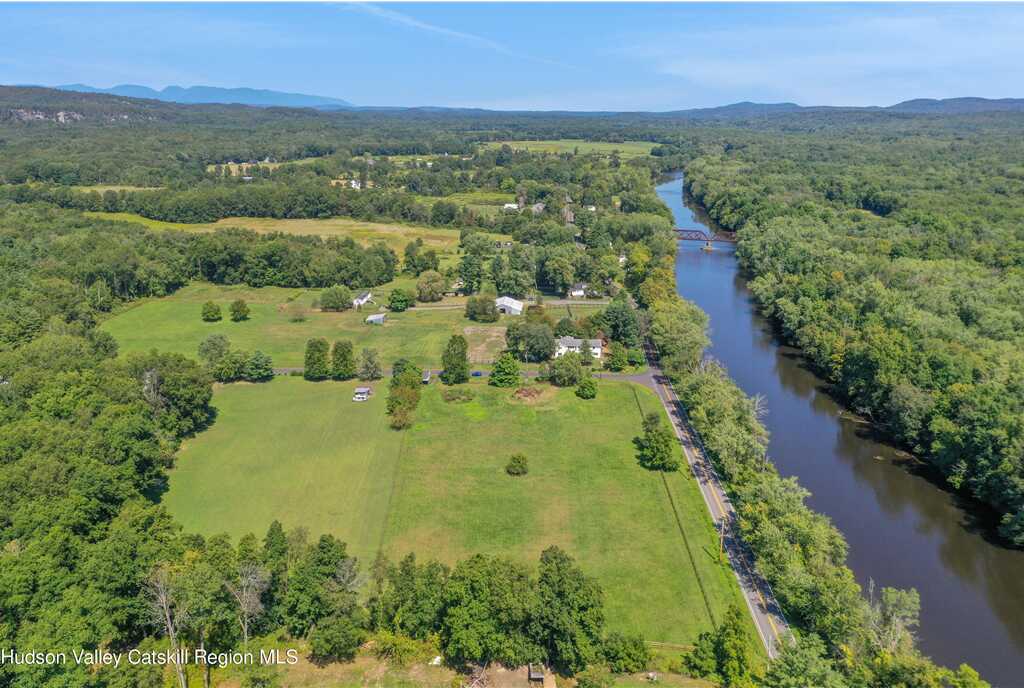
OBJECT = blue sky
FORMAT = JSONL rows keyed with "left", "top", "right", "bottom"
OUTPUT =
{"left": 2, "top": 2, "right": 1022, "bottom": 111}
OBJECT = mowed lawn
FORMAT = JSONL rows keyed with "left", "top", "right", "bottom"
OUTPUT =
{"left": 165, "top": 377, "right": 752, "bottom": 647}
{"left": 83, "top": 212, "right": 507, "bottom": 257}
{"left": 101, "top": 283, "right": 509, "bottom": 368}
{"left": 483, "top": 140, "right": 654, "bottom": 159}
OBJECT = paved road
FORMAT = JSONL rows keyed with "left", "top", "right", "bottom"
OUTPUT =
{"left": 639, "top": 339, "right": 789, "bottom": 659}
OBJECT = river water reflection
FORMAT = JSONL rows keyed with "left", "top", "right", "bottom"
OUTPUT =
{"left": 658, "top": 173, "right": 1024, "bottom": 685}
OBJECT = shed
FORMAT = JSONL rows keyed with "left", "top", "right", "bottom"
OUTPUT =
{"left": 567, "top": 282, "right": 588, "bottom": 298}
{"left": 422, "top": 370, "right": 432, "bottom": 384}
{"left": 365, "top": 313, "right": 386, "bottom": 325}
{"left": 495, "top": 296, "right": 524, "bottom": 316}
{"left": 528, "top": 664, "right": 545, "bottom": 682}
{"left": 352, "top": 387, "right": 371, "bottom": 402}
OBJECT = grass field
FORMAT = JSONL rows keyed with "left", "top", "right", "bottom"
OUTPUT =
{"left": 483, "top": 140, "right": 654, "bottom": 159}
{"left": 84, "top": 212, "right": 506, "bottom": 257}
{"left": 102, "top": 283, "right": 514, "bottom": 368}
{"left": 165, "top": 377, "right": 754, "bottom": 647}
{"left": 409, "top": 190, "right": 516, "bottom": 219}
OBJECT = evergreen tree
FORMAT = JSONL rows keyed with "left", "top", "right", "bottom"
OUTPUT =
{"left": 304, "top": 338, "right": 330, "bottom": 381}
{"left": 331, "top": 340, "right": 357, "bottom": 380}
{"left": 245, "top": 351, "right": 275, "bottom": 381}
{"left": 441, "top": 335, "right": 470, "bottom": 385}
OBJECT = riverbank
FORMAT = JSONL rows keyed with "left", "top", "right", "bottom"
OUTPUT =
{"left": 658, "top": 173, "right": 1024, "bottom": 684}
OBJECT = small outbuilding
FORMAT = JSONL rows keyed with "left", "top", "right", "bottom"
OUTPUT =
{"left": 365, "top": 313, "right": 386, "bottom": 325}
{"left": 528, "top": 664, "right": 545, "bottom": 683}
{"left": 567, "top": 282, "right": 589, "bottom": 298}
{"left": 422, "top": 370, "right": 432, "bottom": 385}
{"left": 353, "top": 291, "right": 373, "bottom": 307}
{"left": 352, "top": 387, "right": 372, "bottom": 402}
{"left": 495, "top": 296, "right": 524, "bottom": 316}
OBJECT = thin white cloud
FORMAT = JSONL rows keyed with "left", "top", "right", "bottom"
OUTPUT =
{"left": 349, "top": 3, "right": 574, "bottom": 69}
{"left": 624, "top": 6, "right": 1024, "bottom": 106}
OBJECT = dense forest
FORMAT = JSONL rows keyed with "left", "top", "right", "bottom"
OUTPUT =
{"left": 681, "top": 122, "right": 1024, "bottom": 545}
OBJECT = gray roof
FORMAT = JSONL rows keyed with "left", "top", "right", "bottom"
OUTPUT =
{"left": 355, "top": 387, "right": 371, "bottom": 393}
{"left": 558, "top": 336, "right": 601, "bottom": 348}
{"left": 356, "top": 290, "right": 371, "bottom": 299}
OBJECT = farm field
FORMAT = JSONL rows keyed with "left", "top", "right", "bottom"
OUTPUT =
{"left": 410, "top": 190, "right": 516, "bottom": 218}
{"left": 101, "top": 283, "right": 511, "bottom": 368}
{"left": 83, "top": 211, "right": 506, "bottom": 256}
{"left": 483, "top": 139, "right": 654, "bottom": 158}
{"left": 165, "top": 377, "right": 754, "bottom": 647}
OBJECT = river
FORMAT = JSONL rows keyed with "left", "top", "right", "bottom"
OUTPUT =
{"left": 657, "top": 173, "right": 1024, "bottom": 685}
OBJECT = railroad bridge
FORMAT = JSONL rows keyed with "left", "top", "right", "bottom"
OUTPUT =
{"left": 675, "top": 228, "right": 736, "bottom": 243}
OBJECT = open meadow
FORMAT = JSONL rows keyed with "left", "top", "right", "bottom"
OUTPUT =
{"left": 101, "top": 283, "right": 513, "bottom": 368}
{"left": 83, "top": 211, "right": 507, "bottom": 257}
{"left": 483, "top": 140, "right": 654, "bottom": 159}
{"left": 165, "top": 377, "right": 753, "bottom": 647}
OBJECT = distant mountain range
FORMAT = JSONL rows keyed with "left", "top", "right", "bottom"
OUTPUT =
{"left": 56, "top": 83, "right": 353, "bottom": 109}
{"left": 32, "top": 84, "right": 1024, "bottom": 117}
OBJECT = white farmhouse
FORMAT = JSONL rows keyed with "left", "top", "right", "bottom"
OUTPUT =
{"left": 555, "top": 336, "right": 603, "bottom": 359}
{"left": 353, "top": 291, "right": 373, "bottom": 307}
{"left": 495, "top": 296, "right": 524, "bottom": 315}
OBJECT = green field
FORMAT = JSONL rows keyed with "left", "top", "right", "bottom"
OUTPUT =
{"left": 165, "top": 377, "right": 752, "bottom": 646}
{"left": 409, "top": 190, "right": 516, "bottom": 218}
{"left": 483, "top": 139, "right": 654, "bottom": 159}
{"left": 84, "top": 212, "right": 506, "bottom": 257}
{"left": 101, "top": 283, "right": 513, "bottom": 368}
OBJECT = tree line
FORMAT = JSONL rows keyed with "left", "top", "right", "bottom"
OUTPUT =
{"left": 683, "top": 122, "right": 1024, "bottom": 546}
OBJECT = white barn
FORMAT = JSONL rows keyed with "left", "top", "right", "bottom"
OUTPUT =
{"left": 495, "top": 296, "right": 524, "bottom": 315}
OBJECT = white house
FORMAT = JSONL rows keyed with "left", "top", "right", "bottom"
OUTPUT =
{"left": 495, "top": 296, "right": 524, "bottom": 315}
{"left": 352, "top": 387, "right": 372, "bottom": 402}
{"left": 567, "top": 282, "right": 588, "bottom": 298}
{"left": 365, "top": 313, "right": 386, "bottom": 325}
{"left": 353, "top": 291, "right": 373, "bottom": 307}
{"left": 349, "top": 179, "right": 362, "bottom": 190}
{"left": 502, "top": 203, "right": 519, "bottom": 211}
{"left": 555, "top": 336, "right": 603, "bottom": 359}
